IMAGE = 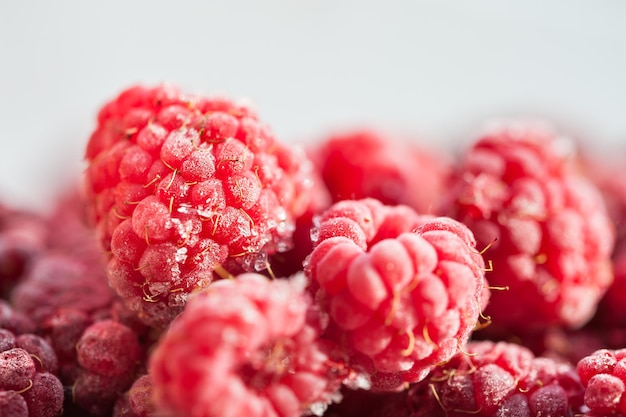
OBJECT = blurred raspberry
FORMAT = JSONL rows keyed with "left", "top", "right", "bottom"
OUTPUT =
{"left": 305, "top": 198, "right": 488, "bottom": 391}
{"left": 583, "top": 154, "right": 626, "bottom": 328}
{"left": 443, "top": 122, "right": 614, "bottom": 335}
{"left": 311, "top": 129, "right": 450, "bottom": 214}
{"left": 407, "top": 341, "right": 585, "bottom": 417}
{"left": 84, "top": 84, "right": 317, "bottom": 327}
{"left": 0, "top": 204, "right": 48, "bottom": 298}
{"left": 150, "top": 273, "right": 343, "bottom": 417}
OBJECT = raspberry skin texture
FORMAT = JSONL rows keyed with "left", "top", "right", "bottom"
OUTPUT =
{"left": 84, "top": 84, "right": 316, "bottom": 327}
{"left": 304, "top": 198, "right": 489, "bottom": 391}
{"left": 443, "top": 123, "right": 615, "bottom": 334}
{"left": 576, "top": 348, "right": 626, "bottom": 416}
{"left": 406, "top": 341, "right": 585, "bottom": 417}
{"left": 311, "top": 129, "right": 451, "bottom": 214}
{"left": 150, "top": 273, "right": 343, "bottom": 417}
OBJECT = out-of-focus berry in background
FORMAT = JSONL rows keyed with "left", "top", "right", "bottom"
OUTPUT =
{"left": 0, "top": 0, "right": 625, "bottom": 209}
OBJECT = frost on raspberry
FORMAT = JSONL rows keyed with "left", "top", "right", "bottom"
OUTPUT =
{"left": 0, "top": 325, "right": 64, "bottom": 417}
{"left": 577, "top": 348, "right": 626, "bottom": 416}
{"left": 311, "top": 129, "right": 451, "bottom": 214}
{"left": 443, "top": 122, "right": 615, "bottom": 335}
{"left": 406, "top": 341, "right": 585, "bottom": 417}
{"left": 304, "top": 198, "right": 489, "bottom": 391}
{"left": 84, "top": 84, "right": 316, "bottom": 327}
{"left": 150, "top": 273, "right": 343, "bottom": 417}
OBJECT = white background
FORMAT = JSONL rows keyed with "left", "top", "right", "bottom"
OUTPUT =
{"left": 1, "top": 0, "right": 625, "bottom": 210}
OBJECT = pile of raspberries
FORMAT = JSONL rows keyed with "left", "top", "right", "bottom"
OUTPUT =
{"left": 1, "top": 84, "right": 625, "bottom": 417}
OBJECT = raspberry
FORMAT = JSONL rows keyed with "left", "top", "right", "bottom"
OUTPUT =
{"left": 0, "top": 347, "right": 35, "bottom": 391}
{"left": 0, "top": 325, "right": 64, "bottom": 417}
{"left": 77, "top": 320, "right": 141, "bottom": 377}
{"left": 68, "top": 320, "right": 142, "bottom": 416}
{"left": 21, "top": 372, "right": 64, "bottom": 417}
{"left": 113, "top": 374, "right": 156, "bottom": 417}
{"left": 150, "top": 273, "right": 343, "bottom": 417}
{"left": 0, "top": 390, "right": 28, "bottom": 417}
{"left": 0, "top": 299, "right": 34, "bottom": 335}
{"left": 15, "top": 334, "right": 59, "bottom": 374}
{"left": 311, "top": 129, "right": 451, "bottom": 214}
{"left": 0, "top": 204, "right": 47, "bottom": 297}
{"left": 84, "top": 84, "right": 316, "bottom": 327}
{"left": 443, "top": 122, "right": 615, "bottom": 334}
{"left": 577, "top": 348, "right": 626, "bottom": 415}
{"left": 304, "top": 199, "right": 488, "bottom": 390}
{"left": 72, "top": 369, "right": 135, "bottom": 417}
{"left": 406, "top": 341, "right": 585, "bottom": 416}
{"left": 11, "top": 253, "right": 115, "bottom": 323}
{"left": 584, "top": 155, "right": 626, "bottom": 328}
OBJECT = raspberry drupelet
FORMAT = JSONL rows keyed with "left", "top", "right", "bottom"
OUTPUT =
{"left": 304, "top": 198, "right": 489, "bottom": 391}
{"left": 405, "top": 341, "right": 585, "bottom": 417}
{"left": 443, "top": 122, "right": 615, "bottom": 335}
{"left": 150, "top": 273, "right": 344, "bottom": 417}
{"left": 84, "top": 84, "right": 316, "bottom": 327}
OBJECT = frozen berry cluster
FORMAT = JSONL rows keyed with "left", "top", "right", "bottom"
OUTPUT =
{"left": 0, "top": 84, "right": 624, "bottom": 416}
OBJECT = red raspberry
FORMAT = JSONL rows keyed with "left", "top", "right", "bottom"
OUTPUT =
{"left": 68, "top": 319, "right": 143, "bottom": 416}
{"left": 577, "top": 348, "right": 626, "bottom": 416}
{"left": 0, "top": 325, "right": 64, "bottom": 417}
{"left": 0, "top": 300, "right": 34, "bottom": 335}
{"left": 406, "top": 341, "right": 585, "bottom": 417}
{"left": 11, "top": 253, "right": 114, "bottom": 323}
{"left": 584, "top": 155, "right": 626, "bottom": 328}
{"left": 443, "top": 123, "right": 615, "bottom": 334}
{"left": 304, "top": 198, "right": 488, "bottom": 391}
{"left": 84, "top": 84, "right": 316, "bottom": 327}
{"left": 311, "top": 129, "right": 451, "bottom": 214}
{"left": 150, "top": 273, "right": 343, "bottom": 417}
{"left": 112, "top": 374, "right": 156, "bottom": 417}
{"left": 0, "top": 204, "right": 47, "bottom": 297}
{"left": 76, "top": 320, "right": 141, "bottom": 378}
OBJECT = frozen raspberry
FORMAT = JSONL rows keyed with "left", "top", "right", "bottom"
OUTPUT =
{"left": 304, "top": 198, "right": 488, "bottom": 391}
{"left": 405, "top": 341, "right": 585, "bottom": 417}
{"left": 0, "top": 204, "right": 47, "bottom": 297}
{"left": 150, "top": 273, "right": 343, "bottom": 417}
{"left": 113, "top": 374, "right": 156, "bottom": 417}
{"left": 0, "top": 300, "right": 34, "bottom": 334}
{"left": 576, "top": 348, "right": 626, "bottom": 415}
{"left": 64, "top": 320, "right": 142, "bottom": 416}
{"left": 443, "top": 122, "right": 615, "bottom": 334}
{"left": 15, "top": 334, "right": 59, "bottom": 374}
{"left": 72, "top": 369, "right": 135, "bottom": 417}
{"left": 84, "top": 84, "right": 316, "bottom": 327}
{"left": 21, "top": 372, "right": 64, "bottom": 417}
{"left": 584, "top": 155, "right": 626, "bottom": 328}
{"left": 77, "top": 319, "right": 141, "bottom": 377}
{"left": 0, "top": 333, "right": 63, "bottom": 417}
{"left": 11, "top": 253, "right": 114, "bottom": 323}
{"left": 311, "top": 129, "right": 451, "bottom": 214}
{"left": 0, "top": 390, "right": 28, "bottom": 416}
